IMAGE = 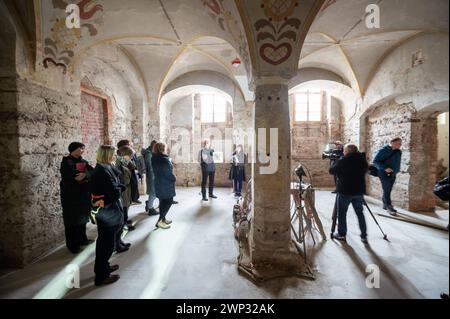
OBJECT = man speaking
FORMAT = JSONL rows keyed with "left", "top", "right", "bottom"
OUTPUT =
{"left": 199, "top": 140, "right": 217, "bottom": 201}
{"left": 329, "top": 144, "right": 369, "bottom": 243}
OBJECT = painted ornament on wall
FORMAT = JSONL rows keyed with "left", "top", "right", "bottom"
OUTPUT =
{"left": 201, "top": 0, "right": 251, "bottom": 76}
{"left": 256, "top": 0, "right": 301, "bottom": 66}
{"left": 42, "top": 0, "right": 104, "bottom": 74}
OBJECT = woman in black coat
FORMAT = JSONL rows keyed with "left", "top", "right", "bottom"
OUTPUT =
{"left": 90, "top": 145, "right": 124, "bottom": 286}
{"left": 60, "top": 142, "right": 94, "bottom": 254}
{"left": 151, "top": 143, "right": 176, "bottom": 230}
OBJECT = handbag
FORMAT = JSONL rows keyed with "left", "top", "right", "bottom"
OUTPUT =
{"left": 90, "top": 195, "right": 123, "bottom": 227}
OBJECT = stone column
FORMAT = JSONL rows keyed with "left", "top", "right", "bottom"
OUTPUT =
{"left": 251, "top": 82, "right": 292, "bottom": 266}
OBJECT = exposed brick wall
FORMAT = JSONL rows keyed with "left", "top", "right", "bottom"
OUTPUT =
{"left": 291, "top": 124, "right": 335, "bottom": 187}
{"left": 80, "top": 91, "right": 107, "bottom": 164}
{"left": 289, "top": 93, "right": 341, "bottom": 188}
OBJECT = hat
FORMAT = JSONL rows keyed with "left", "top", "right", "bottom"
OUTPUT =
{"left": 68, "top": 142, "right": 85, "bottom": 153}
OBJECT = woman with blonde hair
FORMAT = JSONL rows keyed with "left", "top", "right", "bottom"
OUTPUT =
{"left": 151, "top": 142, "right": 176, "bottom": 229}
{"left": 90, "top": 145, "right": 124, "bottom": 286}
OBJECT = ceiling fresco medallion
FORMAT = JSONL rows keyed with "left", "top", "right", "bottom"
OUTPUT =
{"left": 262, "top": 0, "right": 299, "bottom": 22}
{"left": 255, "top": 0, "right": 301, "bottom": 66}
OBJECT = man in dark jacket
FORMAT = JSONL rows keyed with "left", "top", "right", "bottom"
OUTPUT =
{"left": 330, "top": 144, "right": 369, "bottom": 243}
{"left": 60, "top": 142, "right": 94, "bottom": 254}
{"left": 373, "top": 137, "right": 402, "bottom": 216}
{"left": 199, "top": 140, "right": 217, "bottom": 201}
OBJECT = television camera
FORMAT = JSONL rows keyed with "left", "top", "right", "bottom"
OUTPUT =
{"left": 322, "top": 142, "right": 344, "bottom": 161}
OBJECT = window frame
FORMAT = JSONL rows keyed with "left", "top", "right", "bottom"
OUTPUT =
{"left": 200, "top": 94, "right": 228, "bottom": 124}
{"left": 294, "top": 91, "right": 323, "bottom": 123}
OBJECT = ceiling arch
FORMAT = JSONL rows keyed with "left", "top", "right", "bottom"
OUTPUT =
{"left": 288, "top": 67, "right": 350, "bottom": 90}
{"left": 162, "top": 70, "right": 245, "bottom": 106}
{"left": 301, "top": 0, "right": 449, "bottom": 97}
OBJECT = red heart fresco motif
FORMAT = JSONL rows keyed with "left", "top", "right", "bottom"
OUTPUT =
{"left": 260, "top": 43, "right": 292, "bottom": 66}
{"left": 203, "top": 0, "right": 221, "bottom": 15}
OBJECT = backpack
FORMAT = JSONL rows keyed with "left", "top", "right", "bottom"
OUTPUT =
{"left": 369, "top": 150, "right": 398, "bottom": 177}
{"left": 433, "top": 177, "right": 449, "bottom": 201}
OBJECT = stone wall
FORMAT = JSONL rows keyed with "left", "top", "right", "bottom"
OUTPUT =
{"left": 0, "top": 76, "right": 23, "bottom": 267}
{"left": 0, "top": 78, "right": 81, "bottom": 267}
{"left": 365, "top": 101, "right": 417, "bottom": 209}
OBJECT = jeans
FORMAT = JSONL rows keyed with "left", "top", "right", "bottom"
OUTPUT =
{"left": 146, "top": 184, "right": 157, "bottom": 210}
{"left": 95, "top": 224, "right": 120, "bottom": 283}
{"left": 201, "top": 170, "right": 215, "bottom": 198}
{"left": 379, "top": 172, "right": 396, "bottom": 207}
{"left": 337, "top": 194, "right": 367, "bottom": 238}
{"left": 159, "top": 198, "right": 173, "bottom": 222}
{"left": 233, "top": 178, "right": 243, "bottom": 195}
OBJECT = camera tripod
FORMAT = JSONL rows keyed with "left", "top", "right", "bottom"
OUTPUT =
{"left": 330, "top": 195, "right": 389, "bottom": 241}
{"left": 291, "top": 171, "right": 327, "bottom": 262}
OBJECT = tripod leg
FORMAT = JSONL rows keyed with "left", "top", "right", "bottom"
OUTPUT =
{"left": 363, "top": 200, "right": 388, "bottom": 240}
{"left": 331, "top": 196, "right": 338, "bottom": 236}
{"left": 303, "top": 190, "right": 325, "bottom": 241}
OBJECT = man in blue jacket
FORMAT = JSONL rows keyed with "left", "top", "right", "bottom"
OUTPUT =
{"left": 373, "top": 137, "right": 403, "bottom": 216}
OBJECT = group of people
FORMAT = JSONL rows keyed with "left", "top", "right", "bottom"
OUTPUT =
{"left": 328, "top": 137, "right": 403, "bottom": 243}
{"left": 60, "top": 140, "right": 177, "bottom": 286}
{"left": 60, "top": 138, "right": 247, "bottom": 286}
{"left": 198, "top": 140, "right": 247, "bottom": 200}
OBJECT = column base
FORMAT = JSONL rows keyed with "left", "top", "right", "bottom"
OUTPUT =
{"left": 237, "top": 242, "right": 315, "bottom": 282}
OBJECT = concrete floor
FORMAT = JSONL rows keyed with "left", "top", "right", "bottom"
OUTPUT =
{"left": 0, "top": 188, "right": 448, "bottom": 299}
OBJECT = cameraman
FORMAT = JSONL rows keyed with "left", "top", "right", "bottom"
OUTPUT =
{"left": 330, "top": 141, "right": 344, "bottom": 193}
{"left": 329, "top": 144, "right": 369, "bottom": 243}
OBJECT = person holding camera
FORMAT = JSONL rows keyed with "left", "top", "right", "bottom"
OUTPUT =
{"left": 330, "top": 141, "right": 344, "bottom": 193}
{"left": 199, "top": 140, "right": 217, "bottom": 201}
{"left": 373, "top": 137, "right": 403, "bottom": 216}
{"left": 329, "top": 144, "right": 369, "bottom": 243}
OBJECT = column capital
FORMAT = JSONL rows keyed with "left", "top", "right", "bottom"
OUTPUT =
{"left": 253, "top": 75, "right": 290, "bottom": 87}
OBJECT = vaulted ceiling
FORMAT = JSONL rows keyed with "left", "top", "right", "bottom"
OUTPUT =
{"left": 38, "top": 0, "right": 449, "bottom": 103}
{"left": 301, "top": 0, "right": 449, "bottom": 96}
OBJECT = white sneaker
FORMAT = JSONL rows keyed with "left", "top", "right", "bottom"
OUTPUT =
{"left": 163, "top": 219, "right": 172, "bottom": 225}
{"left": 156, "top": 220, "right": 171, "bottom": 229}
